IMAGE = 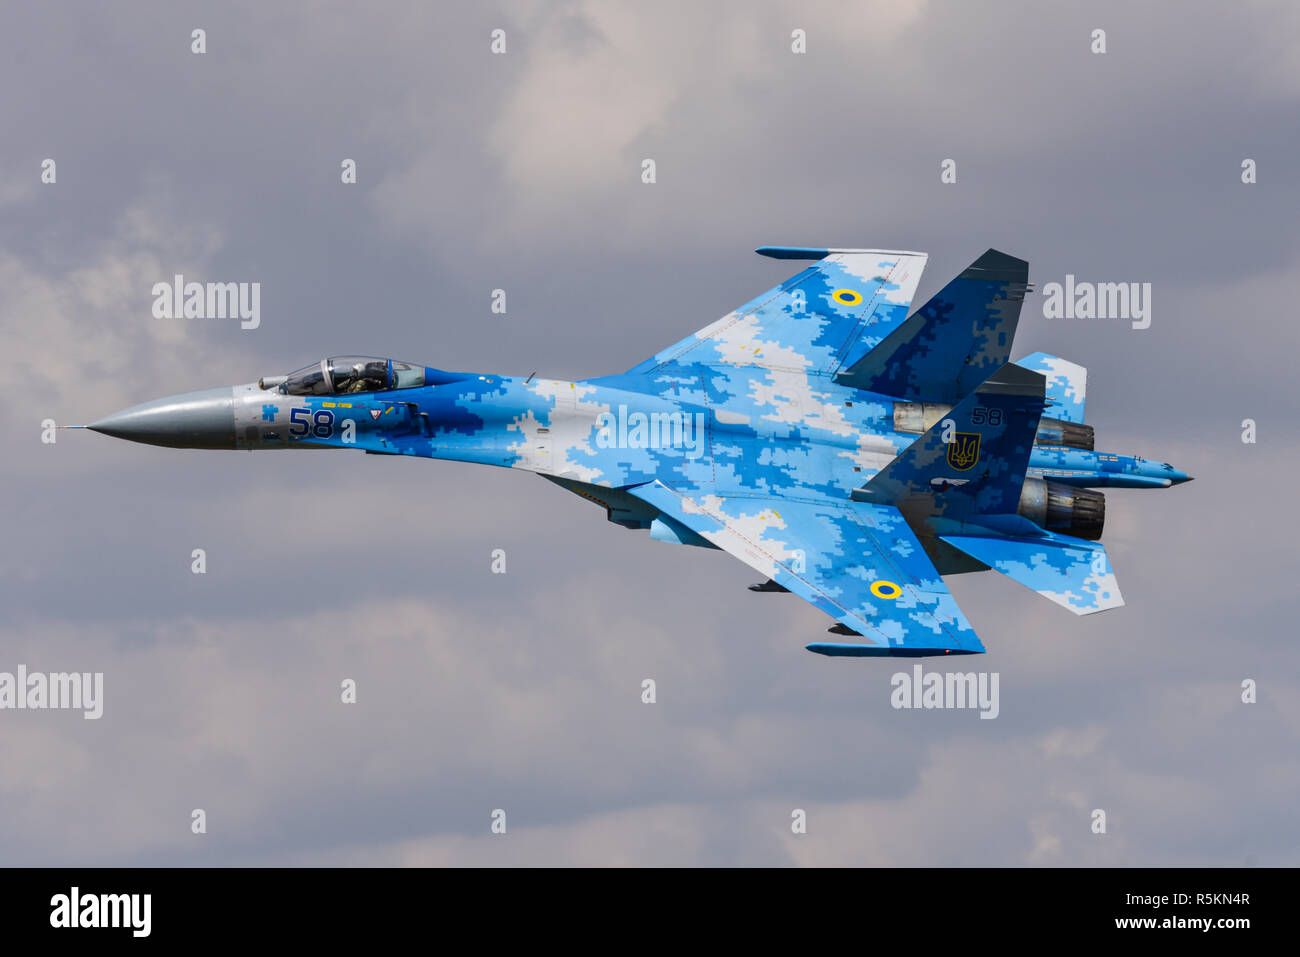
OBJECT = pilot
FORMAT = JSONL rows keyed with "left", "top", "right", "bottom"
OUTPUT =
{"left": 337, "top": 361, "right": 388, "bottom": 393}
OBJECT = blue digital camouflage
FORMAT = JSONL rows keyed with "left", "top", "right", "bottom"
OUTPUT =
{"left": 88, "top": 247, "right": 1192, "bottom": 656}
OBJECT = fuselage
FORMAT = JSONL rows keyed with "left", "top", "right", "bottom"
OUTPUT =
{"left": 231, "top": 367, "right": 909, "bottom": 501}
{"left": 89, "top": 357, "right": 1187, "bottom": 505}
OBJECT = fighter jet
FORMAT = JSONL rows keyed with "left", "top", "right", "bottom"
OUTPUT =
{"left": 86, "top": 247, "right": 1190, "bottom": 656}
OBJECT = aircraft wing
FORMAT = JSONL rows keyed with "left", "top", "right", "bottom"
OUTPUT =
{"left": 626, "top": 248, "right": 928, "bottom": 377}
{"left": 628, "top": 480, "right": 985, "bottom": 657}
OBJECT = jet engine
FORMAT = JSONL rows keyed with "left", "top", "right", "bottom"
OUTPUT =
{"left": 1016, "top": 478, "right": 1105, "bottom": 541}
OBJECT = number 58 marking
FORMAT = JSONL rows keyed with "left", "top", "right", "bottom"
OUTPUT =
{"left": 970, "top": 407, "right": 1004, "bottom": 426}
{"left": 289, "top": 407, "right": 335, "bottom": 439}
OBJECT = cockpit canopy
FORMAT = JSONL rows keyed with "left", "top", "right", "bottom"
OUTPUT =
{"left": 281, "top": 356, "right": 429, "bottom": 396}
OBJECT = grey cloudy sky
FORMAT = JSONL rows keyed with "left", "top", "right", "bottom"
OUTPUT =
{"left": 1, "top": 0, "right": 1297, "bottom": 865}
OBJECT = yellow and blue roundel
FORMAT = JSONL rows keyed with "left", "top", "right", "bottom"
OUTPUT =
{"left": 831, "top": 288, "right": 863, "bottom": 306}
{"left": 870, "top": 580, "right": 902, "bottom": 600}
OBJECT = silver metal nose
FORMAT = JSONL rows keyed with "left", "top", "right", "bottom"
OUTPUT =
{"left": 88, "top": 387, "right": 237, "bottom": 449}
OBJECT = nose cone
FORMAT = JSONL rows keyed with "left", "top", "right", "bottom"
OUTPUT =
{"left": 88, "top": 387, "right": 237, "bottom": 449}
{"left": 1134, "top": 457, "right": 1193, "bottom": 486}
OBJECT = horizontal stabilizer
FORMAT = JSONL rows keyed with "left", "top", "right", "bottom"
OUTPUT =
{"left": 1013, "top": 352, "right": 1087, "bottom": 424}
{"left": 940, "top": 529, "right": 1123, "bottom": 614}
{"left": 835, "top": 248, "right": 1030, "bottom": 401}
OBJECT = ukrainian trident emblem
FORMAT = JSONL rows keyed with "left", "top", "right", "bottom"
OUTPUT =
{"left": 946, "top": 432, "right": 981, "bottom": 471}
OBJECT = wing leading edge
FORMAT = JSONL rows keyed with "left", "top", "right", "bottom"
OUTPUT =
{"left": 628, "top": 481, "right": 985, "bottom": 657}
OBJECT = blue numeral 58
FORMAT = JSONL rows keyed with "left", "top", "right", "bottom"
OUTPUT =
{"left": 290, "top": 408, "right": 334, "bottom": 438}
